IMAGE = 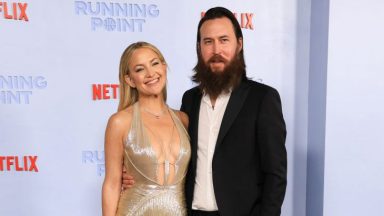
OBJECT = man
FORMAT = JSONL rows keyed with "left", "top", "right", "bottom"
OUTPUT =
{"left": 124, "top": 7, "right": 287, "bottom": 216}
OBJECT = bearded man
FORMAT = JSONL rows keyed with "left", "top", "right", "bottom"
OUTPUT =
{"left": 180, "top": 7, "right": 287, "bottom": 216}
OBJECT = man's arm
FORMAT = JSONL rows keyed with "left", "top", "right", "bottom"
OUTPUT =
{"left": 257, "top": 88, "right": 287, "bottom": 216}
{"left": 180, "top": 90, "right": 189, "bottom": 113}
{"left": 121, "top": 168, "right": 135, "bottom": 189}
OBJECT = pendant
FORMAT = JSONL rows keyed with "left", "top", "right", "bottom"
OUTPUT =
{"left": 165, "top": 160, "right": 170, "bottom": 180}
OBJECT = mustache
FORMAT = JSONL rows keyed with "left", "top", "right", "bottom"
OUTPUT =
{"left": 208, "top": 54, "right": 227, "bottom": 63}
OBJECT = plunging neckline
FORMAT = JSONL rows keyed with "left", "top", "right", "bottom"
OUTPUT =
{"left": 137, "top": 103, "right": 183, "bottom": 185}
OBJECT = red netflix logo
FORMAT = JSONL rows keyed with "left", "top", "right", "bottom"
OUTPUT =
{"left": 0, "top": 2, "right": 29, "bottom": 21}
{"left": 0, "top": 155, "right": 38, "bottom": 172}
{"left": 201, "top": 11, "right": 254, "bottom": 30}
{"left": 92, "top": 84, "right": 119, "bottom": 100}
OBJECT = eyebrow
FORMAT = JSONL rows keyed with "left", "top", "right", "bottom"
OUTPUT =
{"left": 150, "top": 58, "right": 159, "bottom": 63}
{"left": 202, "top": 35, "right": 229, "bottom": 41}
{"left": 133, "top": 58, "right": 159, "bottom": 68}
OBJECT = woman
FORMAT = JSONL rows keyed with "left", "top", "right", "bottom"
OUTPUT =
{"left": 102, "top": 42, "right": 190, "bottom": 216}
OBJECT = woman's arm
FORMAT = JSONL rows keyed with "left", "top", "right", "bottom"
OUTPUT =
{"left": 102, "top": 113, "right": 126, "bottom": 216}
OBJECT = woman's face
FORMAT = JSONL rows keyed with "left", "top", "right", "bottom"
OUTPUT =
{"left": 125, "top": 47, "right": 166, "bottom": 98}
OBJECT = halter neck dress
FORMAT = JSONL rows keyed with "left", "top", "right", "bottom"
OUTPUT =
{"left": 116, "top": 103, "right": 191, "bottom": 216}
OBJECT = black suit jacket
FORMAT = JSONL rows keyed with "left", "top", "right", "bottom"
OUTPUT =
{"left": 181, "top": 79, "right": 287, "bottom": 216}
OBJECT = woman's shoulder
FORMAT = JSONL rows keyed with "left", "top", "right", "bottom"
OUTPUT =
{"left": 107, "top": 106, "right": 134, "bottom": 130}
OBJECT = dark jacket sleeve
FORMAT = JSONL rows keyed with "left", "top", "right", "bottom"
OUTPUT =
{"left": 180, "top": 91, "right": 188, "bottom": 113}
{"left": 180, "top": 89, "right": 194, "bottom": 116}
{"left": 257, "top": 88, "right": 287, "bottom": 216}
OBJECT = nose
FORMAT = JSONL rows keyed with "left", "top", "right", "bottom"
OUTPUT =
{"left": 146, "top": 67, "right": 155, "bottom": 77}
{"left": 212, "top": 41, "right": 221, "bottom": 55}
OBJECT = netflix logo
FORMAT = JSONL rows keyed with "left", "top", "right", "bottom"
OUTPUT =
{"left": 92, "top": 84, "right": 119, "bottom": 100}
{"left": 201, "top": 10, "right": 254, "bottom": 30}
{"left": 0, "top": 155, "right": 38, "bottom": 172}
{"left": 0, "top": 2, "right": 29, "bottom": 22}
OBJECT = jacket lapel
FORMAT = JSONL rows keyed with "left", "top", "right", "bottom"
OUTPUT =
{"left": 215, "top": 81, "right": 250, "bottom": 152}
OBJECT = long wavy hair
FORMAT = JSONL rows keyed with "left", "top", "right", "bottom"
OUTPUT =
{"left": 118, "top": 41, "right": 167, "bottom": 111}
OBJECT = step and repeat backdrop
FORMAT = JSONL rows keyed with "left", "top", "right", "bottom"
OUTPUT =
{"left": 1, "top": 1, "right": 299, "bottom": 215}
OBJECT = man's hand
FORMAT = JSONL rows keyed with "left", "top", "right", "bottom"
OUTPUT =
{"left": 122, "top": 168, "right": 135, "bottom": 190}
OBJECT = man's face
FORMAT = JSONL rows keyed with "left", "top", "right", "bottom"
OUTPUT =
{"left": 199, "top": 17, "right": 243, "bottom": 73}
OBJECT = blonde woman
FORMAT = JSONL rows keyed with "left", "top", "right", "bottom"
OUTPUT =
{"left": 102, "top": 42, "right": 190, "bottom": 216}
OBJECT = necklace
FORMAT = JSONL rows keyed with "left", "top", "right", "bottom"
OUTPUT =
{"left": 142, "top": 106, "right": 167, "bottom": 119}
{"left": 144, "top": 120, "right": 176, "bottom": 185}
{"left": 162, "top": 124, "right": 175, "bottom": 183}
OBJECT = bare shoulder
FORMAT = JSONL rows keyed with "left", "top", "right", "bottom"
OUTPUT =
{"left": 174, "top": 110, "right": 189, "bottom": 129}
{"left": 106, "top": 106, "right": 134, "bottom": 133}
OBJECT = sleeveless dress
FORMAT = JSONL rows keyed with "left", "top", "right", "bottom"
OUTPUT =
{"left": 116, "top": 103, "right": 191, "bottom": 216}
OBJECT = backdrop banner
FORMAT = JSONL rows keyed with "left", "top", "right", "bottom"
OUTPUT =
{"left": 0, "top": 1, "right": 298, "bottom": 215}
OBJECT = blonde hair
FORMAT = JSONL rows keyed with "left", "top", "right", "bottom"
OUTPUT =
{"left": 118, "top": 41, "right": 167, "bottom": 111}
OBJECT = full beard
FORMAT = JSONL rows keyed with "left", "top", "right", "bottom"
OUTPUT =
{"left": 192, "top": 54, "right": 246, "bottom": 100}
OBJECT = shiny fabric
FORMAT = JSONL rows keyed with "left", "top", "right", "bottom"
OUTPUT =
{"left": 116, "top": 103, "right": 191, "bottom": 216}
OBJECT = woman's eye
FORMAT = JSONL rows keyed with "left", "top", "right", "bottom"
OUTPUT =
{"left": 135, "top": 68, "right": 143, "bottom": 72}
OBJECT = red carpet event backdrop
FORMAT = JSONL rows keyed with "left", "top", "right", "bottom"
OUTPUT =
{"left": 0, "top": 1, "right": 299, "bottom": 215}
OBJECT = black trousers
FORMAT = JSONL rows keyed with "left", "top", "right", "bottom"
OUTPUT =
{"left": 191, "top": 210, "right": 220, "bottom": 216}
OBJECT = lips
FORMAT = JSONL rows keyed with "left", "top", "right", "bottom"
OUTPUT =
{"left": 145, "top": 77, "right": 160, "bottom": 85}
{"left": 211, "top": 59, "right": 224, "bottom": 63}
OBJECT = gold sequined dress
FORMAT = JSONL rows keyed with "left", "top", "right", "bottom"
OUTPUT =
{"left": 116, "top": 103, "right": 191, "bottom": 216}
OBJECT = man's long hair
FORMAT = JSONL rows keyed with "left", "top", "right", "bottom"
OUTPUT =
{"left": 192, "top": 7, "right": 247, "bottom": 98}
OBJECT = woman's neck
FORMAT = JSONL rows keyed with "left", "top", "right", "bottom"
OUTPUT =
{"left": 138, "top": 95, "right": 166, "bottom": 113}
